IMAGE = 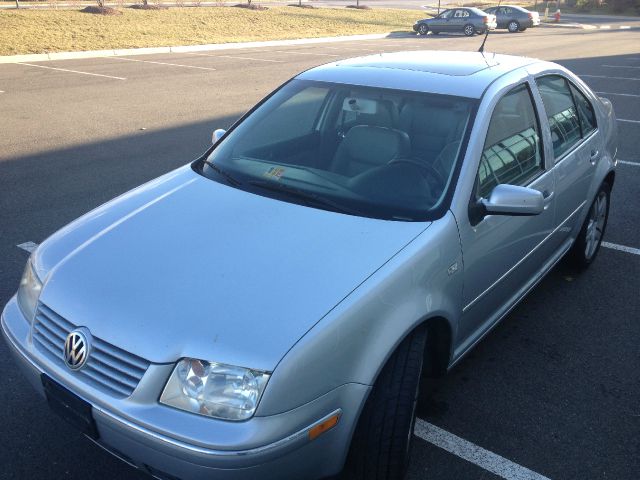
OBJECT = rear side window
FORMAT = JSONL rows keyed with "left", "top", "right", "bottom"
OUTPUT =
{"left": 569, "top": 83, "right": 597, "bottom": 136}
{"left": 536, "top": 75, "right": 581, "bottom": 160}
{"left": 477, "top": 84, "right": 544, "bottom": 198}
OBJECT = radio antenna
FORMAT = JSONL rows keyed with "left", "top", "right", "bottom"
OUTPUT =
{"left": 478, "top": 0, "right": 502, "bottom": 53}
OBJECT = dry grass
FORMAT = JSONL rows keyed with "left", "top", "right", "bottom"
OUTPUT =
{"left": 0, "top": 7, "right": 423, "bottom": 55}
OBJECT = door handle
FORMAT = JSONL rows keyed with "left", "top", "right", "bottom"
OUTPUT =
{"left": 542, "top": 190, "right": 554, "bottom": 208}
{"left": 590, "top": 149, "right": 599, "bottom": 164}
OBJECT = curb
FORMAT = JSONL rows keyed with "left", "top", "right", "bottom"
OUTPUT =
{"left": 0, "top": 33, "right": 397, "bottom": 64}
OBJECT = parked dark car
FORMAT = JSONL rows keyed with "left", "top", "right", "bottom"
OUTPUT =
{"left": 413, "top": 7, "right": 497, "bottom": 36}
{"left": 484, "top": 5, "right": 540, "bottom": 32}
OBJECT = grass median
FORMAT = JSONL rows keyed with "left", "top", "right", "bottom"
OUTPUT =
{"left": 0, "top": 7, "right": 422, "bottom": 56}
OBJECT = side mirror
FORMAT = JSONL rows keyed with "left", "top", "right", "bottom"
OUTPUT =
{"left": 212, "top": 128, "right": 226, "bottom": 145}
{"left": 481, "top": 184, "right": 544, "bottom": 217}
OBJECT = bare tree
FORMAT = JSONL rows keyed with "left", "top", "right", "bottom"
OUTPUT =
{"left": 15, "top": 0, "right": 20, "bottom": 7}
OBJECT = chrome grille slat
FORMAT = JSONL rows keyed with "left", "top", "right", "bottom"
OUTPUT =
{"left": 81, "top": 367, "right": 132, "bottom": 397}
{"left": 38, "top": 304, "right": 75, "bottom": 331}
{"left": 89, "top": 350, "right": 142, "bottom": 383}
{"left": 33, "top": 325, "right": 64, "bottom": 353}
{"left": 34, "top": 316, "right": 66, "bottom": 343}
{"left": 33, "top": 331, "right": 63, "bottom": 360}
{"left": 92, "top": 341, "right": 148, "bottom": 372}
{"left": 32, "top": 304, "right": 150, "bottom": 398}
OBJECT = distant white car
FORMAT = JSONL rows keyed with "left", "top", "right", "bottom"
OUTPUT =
{"left": 2, "top": 51, "right": 617, "bottom": 480}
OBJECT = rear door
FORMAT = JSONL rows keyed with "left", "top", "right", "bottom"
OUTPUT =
{"left": 534, "top": 75, "right": 600, "bottom": 246}
{"left": 456, "top": 83, "right": 556, "bottom": 352}
{"left": 451, "top": 9, "right": 470, "bottom": 32}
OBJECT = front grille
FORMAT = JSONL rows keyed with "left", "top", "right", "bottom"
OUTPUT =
{"left": 32, "top": 303, "right": 150, "bottom": 398}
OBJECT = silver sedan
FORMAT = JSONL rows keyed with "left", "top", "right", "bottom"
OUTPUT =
{"left": 2, "top": 50, "right": 617, "bottom": 480}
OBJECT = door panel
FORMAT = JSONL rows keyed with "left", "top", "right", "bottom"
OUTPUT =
{"left": 536, "top": 75, "right": 599, "bottom": 241}
{"left": 457, "top": 83, "right": 556, "bottom": 354}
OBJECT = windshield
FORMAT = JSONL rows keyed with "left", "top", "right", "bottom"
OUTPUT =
{"left": 200, "top": 80, "right": 475, "bottom": 221}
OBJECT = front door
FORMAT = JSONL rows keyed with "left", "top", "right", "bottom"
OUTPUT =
{"left": 456, "top": 83, "right": 556, "bottom": 355}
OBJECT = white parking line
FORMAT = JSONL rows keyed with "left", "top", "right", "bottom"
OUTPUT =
{"left": 414, "top": 420, "right": 551, "bottom": 480}
{"left": 16, "top": 63, "right": 126, "bottom": 80}
{"left": 322, "top": 46, "right": 380, "bottom": 52}
{"left": 271, "top": 50, "right": 340, "bottom": 57}
{"left": 602, "top": 64, "right": 640, "bottom": 69}
{"left": 109, "top": 57, "right": 217, "bottom": 71}
{"left": 602, "top": 242, "right": 640, "bottom": 256}
{"left": 184, "top": 53, "right": 284, "bottom": 63}
{"left": 619, "top": 159, "right": 640, "bottom": 166}
{"left": 619, "top": 25, "right": 631, "bottom": 29}
{"left": 17, "top": 241, "right": 39, "bottom": 253}
{"left": 618, "top": 118, "right": 640, "bottom": 124}
{"left": 594, "top": 91, "right": 640, "bottom": 98}
{"left": 579, "top": 74, "right": 640, "bottom": 81}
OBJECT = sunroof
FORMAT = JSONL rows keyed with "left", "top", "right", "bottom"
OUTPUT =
{"left": 336, "top": 51, "right": 501, "bottom": 77}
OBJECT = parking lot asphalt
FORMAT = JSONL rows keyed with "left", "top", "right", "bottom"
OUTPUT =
{"left": 1, "top": 22, "right": 639, "bottom": 480}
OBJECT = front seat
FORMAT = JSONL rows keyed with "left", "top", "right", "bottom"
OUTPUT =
{"left": 331, "top": 125, "right": 410, "bottom": 177}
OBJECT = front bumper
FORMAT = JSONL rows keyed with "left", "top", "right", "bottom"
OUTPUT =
{"left": 2, "top": 297, "right": 369, "bottom": 480}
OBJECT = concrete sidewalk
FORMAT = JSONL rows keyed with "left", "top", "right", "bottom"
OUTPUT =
{"left": 0, "top": 32, "right": 403, "bottom": 64}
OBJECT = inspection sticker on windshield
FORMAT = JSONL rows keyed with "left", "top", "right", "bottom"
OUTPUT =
{"left": 264, "top": 167, "right": 285, "bottom": 180}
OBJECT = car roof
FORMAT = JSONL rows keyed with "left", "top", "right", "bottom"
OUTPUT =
{"left": 297, "top": 50, "right": 543, "bottom": 99}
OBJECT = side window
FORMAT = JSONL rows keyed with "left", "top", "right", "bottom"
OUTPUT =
{"left": 536, "top": 75, "right": 581, "bottom": 160}
{"left": 477, "top": 84, "right": 544, "bottom": 199}
{"left": 569, "top": 83, "right": 597, "bottom": 136}
{"left": 461, "top": 10, "right": 469, "bottom": 17}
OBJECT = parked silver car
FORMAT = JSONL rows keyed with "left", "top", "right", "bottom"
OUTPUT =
{"left": 2, "top": 51, "right": 617, "bottom": 480}
{"left": 414, "top": 7, "right": 497, "bottom": 36}
{"left": 484, "top": 5, "right": 541, "bottom": 32}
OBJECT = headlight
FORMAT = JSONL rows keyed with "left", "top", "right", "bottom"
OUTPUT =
{"left": 160, "top": 358, "right": 270, "bottom": 421}
{"left": 17, "top": 257, "right": 43, "bottom": 323}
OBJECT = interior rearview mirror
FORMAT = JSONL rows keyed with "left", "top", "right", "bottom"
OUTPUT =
{"left": 481, "top": 184, "right": 545, "bottom": 217}
{"left": 212, "top": 129, "right": 226, "bottom": 144}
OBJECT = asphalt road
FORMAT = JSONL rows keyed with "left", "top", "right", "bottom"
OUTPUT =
{"left": 1, "top": 21, "right": 640, "bottom": 480}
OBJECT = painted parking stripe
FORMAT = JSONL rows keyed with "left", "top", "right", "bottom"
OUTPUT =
{"left": 602, "top": 64, "right": 640, "bottom": 69}
{"left": 16, "top": 63, "right": 126, "bottom": 80}
{"left": 271, "top": 50, "right": 340, "bottom": 57}
{"left": 578, "top": 74, "right": 640, "bottom": 81}
{"left": 414, "top": 419, "right": 551, "bottom": 480}
{"left": 618, "top": 159, "right": 640, "bottom": 166}
{"left": 109, "top": 57, "right": 217, "bottom": 71}
{"left": 17, "top": 242, "right": 39, "bottom": 253}
{"left": 618, "top": 118, "right": 640, "bottom": 124}
{"left": 594, "top": 91, "right": 640, "bottom": 98}
{"left": 184, "top": 53, "right": 284, "bottom": 63}
{"left": 602, "top": 242, "right": 640, "bottom": 256}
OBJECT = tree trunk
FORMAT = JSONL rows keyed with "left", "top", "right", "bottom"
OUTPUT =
{"left": 15, "top": 0, "right": 20, "bottom": 8}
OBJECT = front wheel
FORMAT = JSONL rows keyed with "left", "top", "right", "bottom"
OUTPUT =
{"left": 417, "top": 23, "right": 428, "bottom": 35}
{"left": 508, "top": 20, "right": 520, "bottom": 32}
{"left": 567, "top": 182, "right": 610, "bottom": 269}
{"left": 342, "top": 327, "right": 427, "bottom": 480}
{"left": 463, "top": 24, "right": 475, "bottom": 36}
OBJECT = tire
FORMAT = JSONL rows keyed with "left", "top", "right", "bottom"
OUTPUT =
{"left": 567, "top": 182, "right": 611, "bottom": 269}
{"left": 417, "top": 24, "right": 428, "bottom": 35}
{"left": 343, "top": 327, "right": 427, "bottom": 480}
{"left": 463, "top": 24, "right": 475, "bottom": 36}
{"left": 507, "top": 20, "right": 520, "bottom": 32}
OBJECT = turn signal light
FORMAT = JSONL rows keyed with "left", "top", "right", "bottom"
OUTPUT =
{"left": 309, "top": 413, "right": 340, "bottom": 441}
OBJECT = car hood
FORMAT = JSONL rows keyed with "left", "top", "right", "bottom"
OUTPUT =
{"left": 35, "top": 166, "right": 429, "bottom": 371}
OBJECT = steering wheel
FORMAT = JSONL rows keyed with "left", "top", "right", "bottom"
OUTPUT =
{"left": 387, "top": 158, "right": 446, "bottom": 196}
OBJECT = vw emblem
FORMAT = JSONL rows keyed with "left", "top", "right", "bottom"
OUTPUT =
{"left": 63, "top": 329, "right": 90, "bottom": 370}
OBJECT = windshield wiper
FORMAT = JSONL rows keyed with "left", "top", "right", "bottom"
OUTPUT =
{"left": 249, "top": 180, "right": 360, "bottom": 216}
{"left": 204, "top": 160, "right": 243, "bottom": 187}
